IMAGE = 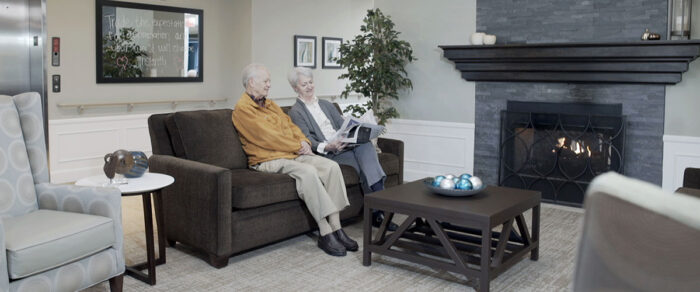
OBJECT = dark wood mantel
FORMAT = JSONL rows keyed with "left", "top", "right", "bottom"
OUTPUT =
{"left": 439, "top": 40, "right": 700, "bottom": 84}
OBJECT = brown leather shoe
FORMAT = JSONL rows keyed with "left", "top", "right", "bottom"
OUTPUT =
{"left": 333, "top": 229, "right": 359, "bottom": 252}
{"left": 318, "top": 233, "right": 347, "bottom": 256}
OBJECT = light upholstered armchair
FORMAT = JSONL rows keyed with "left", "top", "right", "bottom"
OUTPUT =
{"left": 574, "top": 172, "right": 700, "bottom": 292}
{"left": 0, "top": 93, "right": 124, "bottom": 291}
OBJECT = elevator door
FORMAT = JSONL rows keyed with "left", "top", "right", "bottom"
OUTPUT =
{"left": 0, "top": 0, "right": 45, "bottom": 97}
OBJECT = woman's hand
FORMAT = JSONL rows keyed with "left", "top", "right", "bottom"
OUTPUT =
{"left": 324, "top": 140, "right": 348, "bottom": 153}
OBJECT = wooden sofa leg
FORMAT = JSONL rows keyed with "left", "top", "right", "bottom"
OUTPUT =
{"left": 109, "top": 274, "right": 124, "bottom": 292}
{"left": 208, "top": 253, "right": 229, "bottom": 269}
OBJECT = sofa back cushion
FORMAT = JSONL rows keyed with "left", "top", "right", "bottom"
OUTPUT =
{"left": 168, "top": 109, "right": 248, "bottom": 169}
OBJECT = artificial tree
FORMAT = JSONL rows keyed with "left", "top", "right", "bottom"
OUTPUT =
{"left": 337, "top": 8, "right": 415, "bottom": 125}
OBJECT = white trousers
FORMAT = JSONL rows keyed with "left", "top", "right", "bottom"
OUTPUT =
{"left": 252, "top": 155, "right": 349, "bottom": 222}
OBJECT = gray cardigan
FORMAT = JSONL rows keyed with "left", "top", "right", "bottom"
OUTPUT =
{"left": 288, "top": 99, "right": 345, "bottom": 153}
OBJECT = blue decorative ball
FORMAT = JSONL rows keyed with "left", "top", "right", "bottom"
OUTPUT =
{"left": 455, "top": 178, "right": 473, "bottom": 190}
{"left": 433, "top": 175, "right": 446, "bottom": 187}
{"left": 452, "top": 177, "right": 460, "bottom": 184}
{"left": 124, "top": 151, "right": 149, "bottom": 178}
{"left": 459, "top": 173, "right": 472, "bottom": 180}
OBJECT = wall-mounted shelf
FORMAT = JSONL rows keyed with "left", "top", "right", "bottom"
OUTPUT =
{"left": 439, "top": 40, "right": 700, "bottom": 84}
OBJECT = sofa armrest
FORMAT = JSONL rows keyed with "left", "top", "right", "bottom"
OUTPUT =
{"left": 148, "top": 155, "right": 233, "bottom": 257}
{"left": 378, "top": 137, "right": 404, "bottom": 184}
{"left": 34, "top": 183, "right": 125, "bottom": 271}
{"left": 683, "top": 168, "right": 700, "bottom": 189}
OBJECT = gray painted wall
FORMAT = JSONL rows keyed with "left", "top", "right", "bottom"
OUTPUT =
{"left": 475, "top": 0, "right": 668, "bottom": 186}
{"left": 374, "top": 0, "right": 476, "bottom": 123}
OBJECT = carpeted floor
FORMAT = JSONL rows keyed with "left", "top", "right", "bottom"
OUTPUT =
{"left": 85, "top": 197, "right": 584, "bottom": 291}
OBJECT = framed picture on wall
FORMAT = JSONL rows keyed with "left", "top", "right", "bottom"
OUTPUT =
{"left": 322, "top": 37, "right": 342, "bottom": 69}
{"left": 294, "top": 35, "right": 316, "bottom": 68}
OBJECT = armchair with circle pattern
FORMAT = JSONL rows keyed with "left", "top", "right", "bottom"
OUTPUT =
{"left": 0, "top": 93, "right": 125, "bottom": 291}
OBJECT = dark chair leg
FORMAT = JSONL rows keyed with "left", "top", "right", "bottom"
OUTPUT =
{"left": 167, "top": 239, "right": 177, "bottom": 247}
{"left": 109, "top": 274, "right": 124, "bottom": 292}
{"left": 208, "top": 253, "right": 229, "bottom": 269}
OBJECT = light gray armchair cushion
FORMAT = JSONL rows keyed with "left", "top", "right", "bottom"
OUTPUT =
{"left": 5, "top": 210, "right": 115, "bottom": 279}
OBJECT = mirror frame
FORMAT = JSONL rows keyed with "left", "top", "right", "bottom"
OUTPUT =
{"left": 95, "top": 0, "right": 204, "bottom": 83}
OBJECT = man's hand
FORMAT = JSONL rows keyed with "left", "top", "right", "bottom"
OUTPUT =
{"left": 298, "top": 141, "right": 314, "bottom": 155}
{"left": 324, "top": 140, "right": 348, "bottom": 153}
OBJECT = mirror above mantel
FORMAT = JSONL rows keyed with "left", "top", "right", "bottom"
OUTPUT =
{"left": 96, "top": 0, "right": 203, "bottom": 83}
{"left": 439, "top": 40, "right": 700, "bottom": 84}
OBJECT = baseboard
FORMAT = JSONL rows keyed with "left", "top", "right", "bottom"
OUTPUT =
{"left": 384, "top": 119, "right": 475, "bottom": 182}
{"left": 662, "top": 134, "right": 700, "bottom": 192}
{"left": 48, "top": 114, "right": 153, "bottom": 183}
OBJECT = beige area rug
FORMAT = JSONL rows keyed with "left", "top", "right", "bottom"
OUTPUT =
{"left": 85, "top": 197, "right": 584, "bottom": 291}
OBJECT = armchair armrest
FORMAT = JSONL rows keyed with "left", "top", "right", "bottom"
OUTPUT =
{"left": 0, "top": 218, "right": 8, "bottom": 291}
{"left": 683, "top": 167, "right": 700, "bottom": 189}
{"left": 148, "top": 155, "right": 233, "bottom": 257}
{"left": 378, "top": 137, "right": 404, "bottom": 184}
{"left": 34, "top": 183, "right": 125, "bottom": 270}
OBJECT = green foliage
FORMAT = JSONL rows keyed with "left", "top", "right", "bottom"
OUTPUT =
{"left": 337, "top": 8, "right": 416, "bottom": 125}
{"left": 103, "top": 27, "right": 148, "bottom": 78}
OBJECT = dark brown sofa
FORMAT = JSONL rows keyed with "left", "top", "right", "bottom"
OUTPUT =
{"left": 147, "top": 105, "right": 403, "bottom": 268}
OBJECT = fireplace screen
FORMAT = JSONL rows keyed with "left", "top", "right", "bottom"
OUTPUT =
{"left": 499, "top": 103, "right": 625, "bottom": 206}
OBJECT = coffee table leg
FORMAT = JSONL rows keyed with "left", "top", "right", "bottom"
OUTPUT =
{"left": 531, "top": 204, "right": 540, "bottom": 261}
{"left": 479, "top": 223, "right": 491, "bottom": 292}
{"left": 363, "top": 205, "right": 372, "bottom": 266}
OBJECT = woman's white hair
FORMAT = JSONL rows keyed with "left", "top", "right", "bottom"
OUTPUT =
{"left": 287, "top": 67, "right": 313, "bottom": 88}
{"left": 241, "top": 63, "right": 267, "bottom": 88}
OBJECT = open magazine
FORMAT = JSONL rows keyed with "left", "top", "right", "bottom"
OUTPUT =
{"left": 328, "top": 110, "right": 385, "bottom": 144}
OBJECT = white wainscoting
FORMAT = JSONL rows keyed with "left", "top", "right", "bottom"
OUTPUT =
{"left": 662, "top": 135, "right": 700, "bottom": 192}
{"left": 47, "top": 114, "right": 476, "bottom": 185}
{"left": 48, "top": 114, "right": 152, "bottom": 183}
{"left": 384, "top": 119, "right": 475, "bottom": 182}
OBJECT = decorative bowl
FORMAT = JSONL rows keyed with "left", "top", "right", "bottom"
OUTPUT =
{"left": 423, "top": 178, "right": 486, "bottom": 197}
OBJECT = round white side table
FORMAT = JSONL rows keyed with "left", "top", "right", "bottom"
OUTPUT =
{"left": 76, "top": 172, "right": 174, "bottom": 285}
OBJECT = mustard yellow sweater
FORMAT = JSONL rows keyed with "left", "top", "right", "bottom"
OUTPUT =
{"left": 232, "top": 93, "right": 310, "bottom": 166}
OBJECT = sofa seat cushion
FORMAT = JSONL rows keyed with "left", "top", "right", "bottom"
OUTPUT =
{"left": 338, "top": 164, "right": 360, "bottom": 186}
{"left": 378, "top": 153, "right": 400, "bottom": 176}
{"left": 4, "top": 209, "right": 115, "bottom": 279}
{"left": 231, "top": 169, "right": 299, "bottom": 209}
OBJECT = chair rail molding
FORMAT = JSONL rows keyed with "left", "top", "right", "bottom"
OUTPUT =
{"left": 49, "top": 114, "right": 152, "bottom": 183}
{"left": 662, "top": 134, "right": 700, "bottom": 192}
{"left": 384, "top": 119, "right": 475, "bottom": 182}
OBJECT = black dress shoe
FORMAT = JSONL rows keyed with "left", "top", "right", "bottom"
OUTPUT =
{"left": 372, "top": 211, "right": 399, "bottom": 231}
{"left": 333, "top": 229, "right": 359, "bottom": 252}
{"left": 317, "top": 233, "right": 347, "bottom": 257}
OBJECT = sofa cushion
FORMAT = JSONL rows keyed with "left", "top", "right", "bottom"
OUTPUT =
{"left": 4, "top": 209, "right": 115, "bottom": 279}
{"left": 338, "top": 164, "right": 360, "bottom": 186}
{"left": 378, "top": 153, "right": 400, "bottom": 176}
{"left": 170, "top": 109, "right": 248, "bottom": 170}
{"left": 231, "top": 169, "right": 299, "bottom": 209}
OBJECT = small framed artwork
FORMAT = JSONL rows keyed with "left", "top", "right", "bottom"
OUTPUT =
{"left": 294, "top": 35, "right": 316, "bottom": 68}
{"left": 322, "top": 37, "right": 343, "bottom": 69}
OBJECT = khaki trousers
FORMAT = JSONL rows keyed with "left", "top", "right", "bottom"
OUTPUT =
{"left": 252, "top": 155, "right": 349, "bottom": 222}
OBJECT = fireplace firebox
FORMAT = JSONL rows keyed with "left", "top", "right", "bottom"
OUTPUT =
{"left": 499, "top": 101, "right": 626, "bottom": 206}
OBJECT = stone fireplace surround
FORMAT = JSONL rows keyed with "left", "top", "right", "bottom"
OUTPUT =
{"left": 468, "top": 0, "right": 676, "bottom": 199}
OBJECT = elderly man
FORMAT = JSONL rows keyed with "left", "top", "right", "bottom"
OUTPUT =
{"left": 232, "top": 63, "right": 357, "bottom": 257}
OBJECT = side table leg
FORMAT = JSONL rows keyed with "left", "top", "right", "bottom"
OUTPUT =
{"left": 531, "top": 204, "right": 540, "bottom": 261}
{"left": 154, "top": 189, "right": 166, "bottom": 265}
{"left": 363, "top": 205, "right": 371, "bottom": 266}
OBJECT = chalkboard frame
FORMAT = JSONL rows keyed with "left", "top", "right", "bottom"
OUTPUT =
{"left": 95, "top": 0, "right": 204, "bottom": 83}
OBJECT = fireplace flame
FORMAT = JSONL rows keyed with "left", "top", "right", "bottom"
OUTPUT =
{"left": 554, "top": 137, "right": 592, "bottom": 156}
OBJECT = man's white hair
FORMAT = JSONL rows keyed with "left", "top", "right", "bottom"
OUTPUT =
{"left": 241, "top": 63, "right": 268, "bottom": 88}
{"left": 287, "top": 66, "right": 313, "bottom": 88}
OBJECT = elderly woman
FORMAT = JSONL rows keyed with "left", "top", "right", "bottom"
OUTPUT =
{"left": 287, "top": 67, "right": 397, "bottom": 230}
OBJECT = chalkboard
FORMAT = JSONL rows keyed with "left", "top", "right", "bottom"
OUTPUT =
{"left": 96, "top": 0, "right": 203, "bottom": 83}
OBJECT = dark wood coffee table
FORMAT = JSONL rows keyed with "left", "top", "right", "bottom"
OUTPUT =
{"left": 363, "top": 179, "right": 541, "bottom": 292}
